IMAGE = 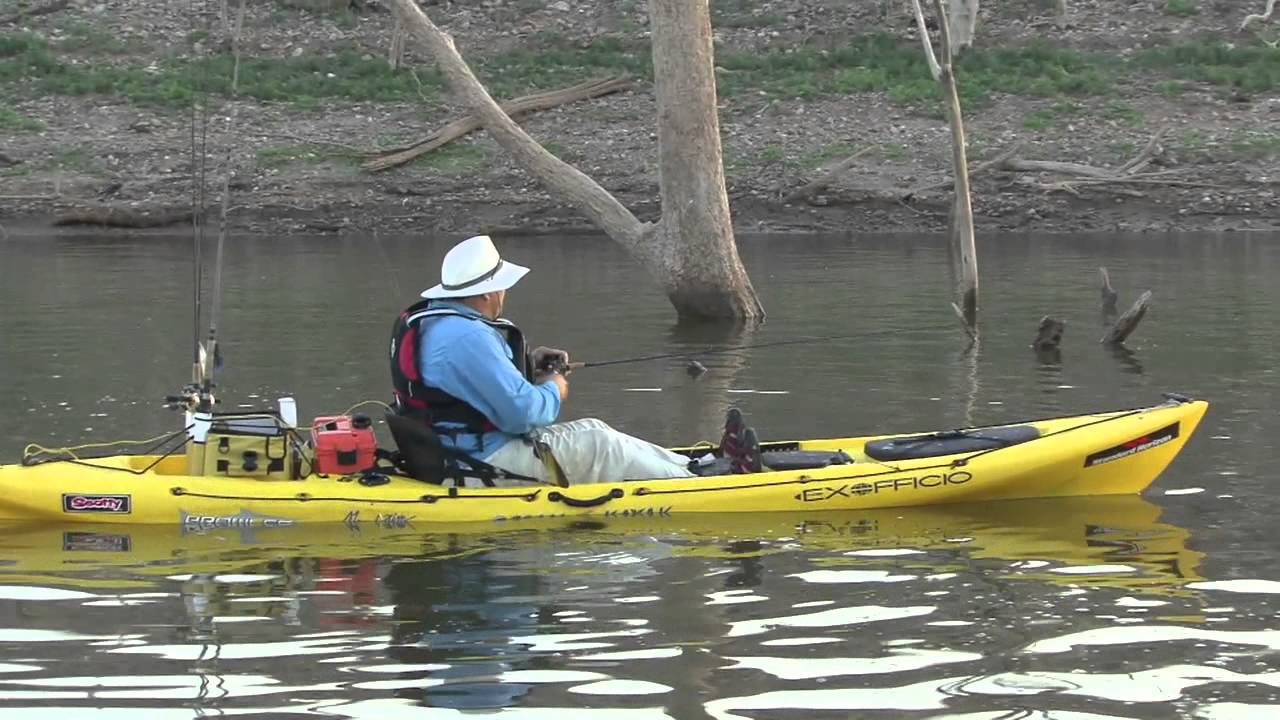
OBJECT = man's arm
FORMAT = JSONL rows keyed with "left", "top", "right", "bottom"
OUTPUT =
{"left": 443, "top": 327, "right": 563, "bottom": 435}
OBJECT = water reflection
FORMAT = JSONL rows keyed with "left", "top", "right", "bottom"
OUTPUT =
{"left": 7, "top": 488, "right": 1279, "bottom": 717}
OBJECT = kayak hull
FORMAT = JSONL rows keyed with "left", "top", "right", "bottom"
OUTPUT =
{"left": 0, "top": 398, "right": 1208, "bottom": 525}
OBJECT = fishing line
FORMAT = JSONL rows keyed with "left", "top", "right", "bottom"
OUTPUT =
{"left": 577, "top": 326, "right": 953, "bottom": 370}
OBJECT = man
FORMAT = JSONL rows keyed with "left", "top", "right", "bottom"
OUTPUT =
{"left": 389, "top": 234, "right": 761, "bottom": 486}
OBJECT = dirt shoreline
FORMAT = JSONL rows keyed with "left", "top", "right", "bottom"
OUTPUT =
{"left": 2, "top": 0, "right": 1279, "bottom": 237}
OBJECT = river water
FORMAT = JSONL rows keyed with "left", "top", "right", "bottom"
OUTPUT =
{"left": 0, "top": 230, "right": 1278, "bottom": 719}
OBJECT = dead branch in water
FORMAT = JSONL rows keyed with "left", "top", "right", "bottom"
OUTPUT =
{"left": 1033, "top": 316, "right": 1065, "bottom": 351}
{"left": 362, "top": 76, "right": 633, "bottom": 173}
{"left": 1099, "top": 267, "right": 1118, "bottom": 312}
{"left": 1101, "top": 290, "right": 1151, "bottom": 345}
{"left": 52, "top": 207, "right": 198, "bottom": 228}
{"left": 784, "top": 147, "right": 874, "bottom": 203}
{"left": 0, "top": 0, "right": 69, "bottom": 24}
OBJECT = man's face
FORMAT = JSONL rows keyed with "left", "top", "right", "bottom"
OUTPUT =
{"left": 492, "top": 290, "right": 506, "bottom": 317}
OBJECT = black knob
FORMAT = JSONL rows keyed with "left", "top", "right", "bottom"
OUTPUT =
{"left": 352, "top": 413, "right": 372, "bottom": 429}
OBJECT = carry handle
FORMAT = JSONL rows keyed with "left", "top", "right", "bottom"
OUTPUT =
{"left": 547, "top": 488, "right": 624, "bottom": 508}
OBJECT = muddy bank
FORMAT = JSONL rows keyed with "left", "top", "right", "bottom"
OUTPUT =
{"left": 2, "top": 0, "right": 1279, "bottom": 237}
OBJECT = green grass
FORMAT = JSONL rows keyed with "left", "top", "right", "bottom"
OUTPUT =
{"left": 0, "top": 107, "right": 42, "bottom": 131}
{"left": 1229, "top": 131, "right": 1280, "bottom": 159}
{"left": 1103, "top": 100, "right": 1144, "bottom": 127}
{"left": 417, "top": 143, "right": 489, "bottom": 173}
{"left": 1165, "top": 0, "right": 1199, "bottom": 17}
{"left": 3, "top": 28, "right": 1280, "bottom": 115}
{"left": 1137, "top": 40, "right": 1280, "bottom": 94}
{"left": 715, "top": 35, "right": 1113, "bottom": 108}
{"left": 1023, "top": 100, "right": 1084, "bottom": 130}
{"left": 800, "top": 142, "right": 860, "bottom": 169}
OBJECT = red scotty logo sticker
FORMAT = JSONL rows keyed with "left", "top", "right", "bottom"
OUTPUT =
{"left": 1084, "top": 423, "right": 1179, "bottom": 468}
{"left": 62, "top": 494, "right": 132, "bottom": 514}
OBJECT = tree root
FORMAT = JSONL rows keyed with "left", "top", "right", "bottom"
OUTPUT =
{"left": 362, "top": 76, "right": 633, "bottom": 173}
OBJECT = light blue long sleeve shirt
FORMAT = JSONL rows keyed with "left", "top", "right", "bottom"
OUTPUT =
{"left": 418, "top": 300, "right": 561, "bottom": 458}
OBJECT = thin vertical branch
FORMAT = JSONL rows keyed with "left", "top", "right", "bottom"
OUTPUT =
{"left": 909, "top": 0, "right": 942, "bottom": 79}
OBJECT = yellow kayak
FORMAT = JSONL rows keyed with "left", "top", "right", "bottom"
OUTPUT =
{"left": 0, "top": 395, "right": 1207, "bottom": 524}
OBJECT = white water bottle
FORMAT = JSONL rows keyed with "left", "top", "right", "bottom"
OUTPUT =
{"left": 278, "top": 397, "right": 298, "bottom": 428}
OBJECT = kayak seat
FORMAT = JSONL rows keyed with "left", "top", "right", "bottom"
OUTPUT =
{"left": 864, "top": 425, "right": 1041, "bottom": 462}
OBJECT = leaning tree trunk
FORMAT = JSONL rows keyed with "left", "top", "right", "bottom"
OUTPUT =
{"left": 385, "top": 0, "right": 763, "bottom": 322}
{"left": 912, "top": 0, "right": 979, "bottom": 329}
{"left": 948, "top": 0, "right": 979, "bottom": 52}
{"left": 649, "top": 0, "right": 764, "bottom": 319}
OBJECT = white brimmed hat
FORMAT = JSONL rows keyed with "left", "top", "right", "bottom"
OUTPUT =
{"left": 420, "top": 234, "right": 530, "bottom": 299}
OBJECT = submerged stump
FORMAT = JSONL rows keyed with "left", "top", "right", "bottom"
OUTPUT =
{"left": 1033, "top": 316, "right": 1066, "bottom": 351}
{"left": 1101, "top": 290, "right": 1151, "bottom": 345}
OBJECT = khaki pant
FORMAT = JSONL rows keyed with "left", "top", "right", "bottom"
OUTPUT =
{"left": 483, "top": 418, "right": 696, "bottom": 486}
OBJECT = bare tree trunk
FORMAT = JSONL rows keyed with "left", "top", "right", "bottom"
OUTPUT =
{"left": 949, "top": 0, "right": 979, "bottom": 52}
{"left": 385, "top": 0, "right": 763, "bottom": 322}
{"left": 911, "top": 0, "right": 979, "bottom": 329}
{"left": 649, "top": 0, "right": 764, "bottom": 320}
{"left": 388, "top": 15, "right": 406, "bottom": 70}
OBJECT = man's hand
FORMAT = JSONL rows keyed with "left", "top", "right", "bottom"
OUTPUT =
{"left": 531, "top": 346, "right": 570, "bottom": 374}
{"left": 535, "top": 370, "right": 569, "bottom": 401}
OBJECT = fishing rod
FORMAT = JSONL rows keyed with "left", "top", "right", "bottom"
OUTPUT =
{"left": 547, "top": 326, "right": 953, "bottom": 373}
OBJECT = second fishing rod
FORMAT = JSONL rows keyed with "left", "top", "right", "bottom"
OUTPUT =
{"left": 538, "top": 325, "right": 954, "bottom": 374}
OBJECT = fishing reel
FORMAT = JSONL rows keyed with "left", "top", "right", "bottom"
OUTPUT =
{"left": 165, "top": 383, "right": 217, "bottom": 413}
{"left": 538, "top": 356, "right": 571, "bottom": 375}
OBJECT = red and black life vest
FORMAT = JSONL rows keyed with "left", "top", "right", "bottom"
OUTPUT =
{"left": 389, "top": 300, "right": 531, "bottom": 435}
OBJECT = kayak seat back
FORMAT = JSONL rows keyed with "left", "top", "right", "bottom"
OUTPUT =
{"left": 865, "top": 425, "right": 1041, "bottom": 461}
{"left": 384, "top": 412, "right": 499, "bottom": 487}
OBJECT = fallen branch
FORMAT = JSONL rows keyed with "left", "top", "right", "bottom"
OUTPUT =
{"left": 998, "top": 157, "right": 1116, "bottom": 179}
{"left": 0, "top": 0, "right": 69, "bottom": 24}
{"left": 362, "top": 76, "right": 633, "bottom": 173}
{"left": 1119, "top": 125, "right": 1168, "bottom": 175}
{"left": 1242, "top": 0, "right": 1277, "bottom": 30}
{"left": 1101, "top": 290, "right": 1151, "bottom": 345}
{"left": 994, "top": 127, "right": 1187, "bottom": 196}
{"left": 784, "top": 147, "right": 874, "bottom": 203}
{"left": 52, "top": 207, "right": 198, "bottom": 228}
{"left": 904, "top": 143, "right": 1022, "bottom": 199}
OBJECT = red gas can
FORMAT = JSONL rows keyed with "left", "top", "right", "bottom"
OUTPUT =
{"left": 311, "top": 414, "right": 378, "bottom": 475}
